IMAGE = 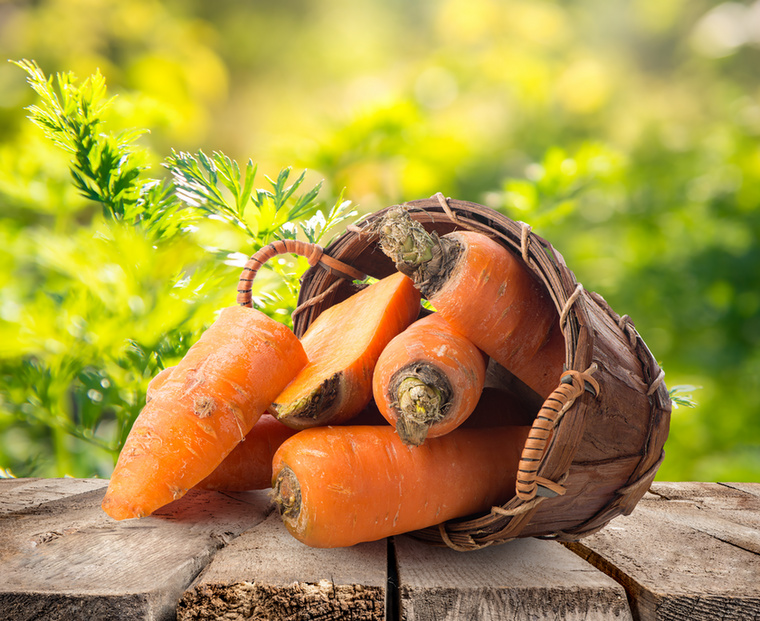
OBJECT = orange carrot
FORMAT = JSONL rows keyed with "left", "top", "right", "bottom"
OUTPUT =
{"left": 271, "top": 272, "right": 421, "bottom": 429}
{"left": 146, "top": 365, "right": 175, "bottom": 402}
{"left": 372, "top": 312, "right": 487, "bottom": 445}
{"left": 102, "top": 306, "right": 308, "bottom": 520}
{"left": 377, "top": 207, "right": 565, "bottom": 398}
{"left": 272, "top": 424, "right": 531, "bottom": 548}
{"left": 195, "top": 414, "right": 297, "bottom": 491}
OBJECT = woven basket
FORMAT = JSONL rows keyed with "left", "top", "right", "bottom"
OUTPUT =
{"left": 287, "top": 195, "right": 671, "bottom": 550}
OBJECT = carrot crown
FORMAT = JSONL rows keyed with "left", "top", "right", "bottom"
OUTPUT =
{"left": 390, "top": 364, "right": 452, "bottom": 446}
{"left": 273, "top": 465, "right": 301, "bottom": 520}
{"left": 376, "top": 206, "right": 461, "bottom": 298}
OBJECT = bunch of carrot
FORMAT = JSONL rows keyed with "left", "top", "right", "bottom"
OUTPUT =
{"left": 101, "top": 206, "right": 565, "bottom": 549}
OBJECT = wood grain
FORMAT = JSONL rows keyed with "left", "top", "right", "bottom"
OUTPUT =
{"left": 6, "top": 478, "right": 759, "bottom": 620}
{"left": 564, "top": 482, "right": 760, "bottom": 621}
{"left": 178, "top": 511, "right": 386, "bottom": 620}
{"left": 0, "top": 477, "right": 108, "bottom": 515}
{"left": 0, "top": 479, "right": 271, "bottom": 621}
{"left": 395, "top": 535, "right": 632, "bottom": 620}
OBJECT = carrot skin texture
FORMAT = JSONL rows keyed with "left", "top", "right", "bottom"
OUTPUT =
{"left": 195, "top": 415, "right": 297, "bottom": 491}
{"left": 272, "top": 272, "right": 421, "bottom": 429}
{"left": 420, "top": 231, "right": 564, "bottom": 398}
{"left": 102, "top": 306, "right": 308, "bottom": 520}
{"left": 146, "top": 365, "right": 175, "bottom": 402}
{"left": 372, "top": 313, "right": 487, "bottom": 444}
{"left": 272, "top": 424, "right": 531, "bottom": 548}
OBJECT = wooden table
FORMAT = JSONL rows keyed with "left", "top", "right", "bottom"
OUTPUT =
{"left": 1, "top": 479, "right": 758, "bottom": 620}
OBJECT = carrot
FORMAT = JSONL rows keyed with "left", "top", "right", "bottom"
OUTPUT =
{"left": 146, "top": 365, "right": 175, "bottom": 402}
{"left": 195, "top": 415, "right": 297, "bottom": 491}
{"left": 271, "top": 271, "right": 421, "bottom": 429}
{"left": 372, "top": 312, "right": 487, "bottom": 445}
{"left": 377, "top": 207, "right": 565, "bottom": 398}
{"left": 102, "top": 306, "right": 308, "bottom": 520}
{"left": 272, "top": 424, "right": 531, "bottom": 548}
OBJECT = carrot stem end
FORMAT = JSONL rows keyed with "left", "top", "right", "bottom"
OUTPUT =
{"left": 391, "top": 364, "right": 452, "bottom": 446}
{"left": 377, "top": 206, "right": 461, "bottom": 299}
{"left": 273, "top": 464, "right": 302, "bottom": 521}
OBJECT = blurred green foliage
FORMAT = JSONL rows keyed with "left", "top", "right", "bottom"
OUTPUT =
{"left": 0, "top": 0, "right": 758, "bottom": 481}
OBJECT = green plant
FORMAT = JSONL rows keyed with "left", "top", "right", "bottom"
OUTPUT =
{"left": 0, "top": 61, "right": 356, "bottom": 478}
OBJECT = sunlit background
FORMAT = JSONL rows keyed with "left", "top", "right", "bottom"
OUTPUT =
{"left": 0, "top": 0, "right": 758, "bottom": 482}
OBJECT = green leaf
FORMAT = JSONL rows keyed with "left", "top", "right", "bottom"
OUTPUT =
{"left": 669, "top": 385, "right": 701, "bottom": 409}
{"left": 14, "top": 59, "right": 149, "bottom": 224}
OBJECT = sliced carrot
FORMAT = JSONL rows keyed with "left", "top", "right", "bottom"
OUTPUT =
{"left": 102, "top": 306, "right": 308, "bottom": 520}
{"left": 271, "top": 272, "right": 421, "bottom": 429}
{"left": 372, "top": 312, "right": 487, "bottom": 445}
{"left": 377, "top": 207, "right": 565, "bottom": 398}
{"left": 272, "top": 424, "right": 531, "bottom": 548}
{"left": 195, "top": 415, "right": 297, "bottom": 491}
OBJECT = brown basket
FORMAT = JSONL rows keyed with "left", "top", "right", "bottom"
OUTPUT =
{"left": 287, "top": 195, "right": 671, "bottom": 550}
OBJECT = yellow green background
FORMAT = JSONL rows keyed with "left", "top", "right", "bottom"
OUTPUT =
{"left": 0, "top": 0, "right": 758, "bottom": 482}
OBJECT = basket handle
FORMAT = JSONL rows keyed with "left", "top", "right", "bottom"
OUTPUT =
{"left": 237, "top": 240, "right": 366, "bottom": 308}
{"left": 516, "top": 367, "right": 600, "bottom": 501}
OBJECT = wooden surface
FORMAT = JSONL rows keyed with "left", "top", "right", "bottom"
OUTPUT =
{"left": 177, "top": 511, "right": 387, "bottom": 620}
{"left": 394, "top": 536, "right": 631, "bottom": 620}
{"left": 565, "top": 481, "right": 760, "bottom": 621}
{"left": 1, "top": 479, "right": 759, "bottom": 620}
{"left": 0, "top": 479, "right": 270, "bottom": 621}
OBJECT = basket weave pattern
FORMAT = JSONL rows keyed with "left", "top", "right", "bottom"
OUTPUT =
{"left": 292, "top": 196, "right": 671, "bottom": 550}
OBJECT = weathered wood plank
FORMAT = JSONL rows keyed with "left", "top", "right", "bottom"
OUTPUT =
{"left": 0, "top": 477, "right": 108, "bottom": 515}
{"left": 650, "top": 482, "right": 760, "bottom": 532}
{"left": 178, "top": 511, "right": 387, "bottom": 620}
{"left": 0, "top": 480, "right": 271, "bottom": 621}
{"left": 565, "top": 482, "right": 760, "bottom": 621}
{"left": 394, "top": 535, "right": 633, "bottom": 620}
{"left": 648, "top": 482, "right": 760, "bottom": 555}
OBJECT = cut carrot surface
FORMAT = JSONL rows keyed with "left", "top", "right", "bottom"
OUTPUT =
{"left": 272, "top": 424, "right": 531, "bottom": 548}
{"left": 195, "top": 414, "right": 297, "bottom": 491}
{"left": 373, "top": 312, "right": 487, "bottom": 445}
{"left": 271, "top": 271, "right": 421, "bottom": 428}
{"left": 101, "top": 306, "right": 307, "bottom": 520}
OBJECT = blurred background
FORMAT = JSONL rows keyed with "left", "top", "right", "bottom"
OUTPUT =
{"left": 0, "top": 0, "right": 758, "bottom": 482}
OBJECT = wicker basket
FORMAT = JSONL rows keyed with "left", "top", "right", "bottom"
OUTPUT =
{"left": 288, "top": 195, "right": 671, "bottom": 551}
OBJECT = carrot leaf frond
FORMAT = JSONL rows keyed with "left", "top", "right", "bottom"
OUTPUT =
{"left": 13, "top": 59, "right": 150, "bottom": 225}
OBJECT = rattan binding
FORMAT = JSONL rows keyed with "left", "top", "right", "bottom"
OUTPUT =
{"left": 291, "top": 195, "right": 671, "bottom": 550}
